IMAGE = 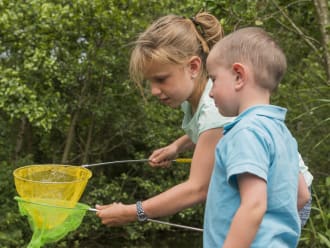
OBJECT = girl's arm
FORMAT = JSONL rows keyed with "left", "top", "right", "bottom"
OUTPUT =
{"left": 173, "top": 134, "right": 196, "bottom": 153}
{"left": 223, "top": 173, "right": 267, "bottom": 248}
{"left": 297, "top": 172, "right": 310, "bottom": 210}
{"left": 96, "top": 128, "right": 222, "bottom": 225}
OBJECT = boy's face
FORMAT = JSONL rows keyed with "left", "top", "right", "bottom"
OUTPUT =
{"left": 207, "top": 54, "right": 238, "bottom": 117}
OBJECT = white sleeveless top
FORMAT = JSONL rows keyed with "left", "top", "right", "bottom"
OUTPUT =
{"left": 181, "top": 79, "right": 234, "bottom": 144}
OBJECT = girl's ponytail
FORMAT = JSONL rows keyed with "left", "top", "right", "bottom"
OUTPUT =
{"left": 188, "top": 12, "right": 224, "bottom": 65}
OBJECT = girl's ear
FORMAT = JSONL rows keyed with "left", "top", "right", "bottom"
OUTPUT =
{"left": 232, "top": 63, "right": 246, "bottom": 90}
{"left": 188, "top": 56, "right": 202, "bottom": 78}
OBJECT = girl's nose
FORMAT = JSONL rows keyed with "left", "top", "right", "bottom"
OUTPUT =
{"left": 150, "top": 82, "right": 161, "bottom": 96}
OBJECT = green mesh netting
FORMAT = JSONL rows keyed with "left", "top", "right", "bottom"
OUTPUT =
{"left": 15, "top": 196, "right": 90, "bottom": 248}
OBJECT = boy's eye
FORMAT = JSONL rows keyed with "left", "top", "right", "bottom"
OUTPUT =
{"left": 207, "top": 73, "right": 214, "bottom": 82}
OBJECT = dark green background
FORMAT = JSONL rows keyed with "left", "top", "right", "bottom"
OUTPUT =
{"left": 0, "top": 0, "right": 329, "bottom": 247}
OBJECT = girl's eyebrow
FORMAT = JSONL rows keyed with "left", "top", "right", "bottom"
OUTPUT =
{"left": 153, "top": 71, "right": 170, "bottom": 76}
{"left": 150, "top": 72, "right": 171, "bottom": 79}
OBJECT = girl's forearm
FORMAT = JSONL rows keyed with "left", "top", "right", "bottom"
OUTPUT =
{"left": 172, "top": 134, "right": 195, "bottom": 154}
{"left": 141, "top": 180, "right": 206, "bottom": 218}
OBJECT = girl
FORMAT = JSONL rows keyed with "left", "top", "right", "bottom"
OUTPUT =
{"left": 96, "top": 12, "right": 233, "bottom": 225}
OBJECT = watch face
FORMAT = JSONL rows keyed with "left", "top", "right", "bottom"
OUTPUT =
{"left": 138, "top": 214, "right": 148, "bottom": 222}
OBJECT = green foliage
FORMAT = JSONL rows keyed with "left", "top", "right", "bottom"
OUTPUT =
{"left": 299, "top": 177, "right": 330, "bottom": 248}
{"left": 0, "top": 162, "right": 30, "bottom": 248}
{"left": 0, "top": 0, "right": 328, "bottom": 247}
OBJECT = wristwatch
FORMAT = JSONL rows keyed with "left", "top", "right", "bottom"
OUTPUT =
{"left": 136, "top": 201, "right": 148, "bottom": 222}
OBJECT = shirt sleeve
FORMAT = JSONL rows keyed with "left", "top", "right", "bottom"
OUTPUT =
{"left": 298, "top": 153, "right": 313, "bottom": 186}
{"left": 225, "top": 128, "right": 271, "bottom": 187}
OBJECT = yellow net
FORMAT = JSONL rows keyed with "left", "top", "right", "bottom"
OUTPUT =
{"left": 13, "top": 165, "right": 92, "bottom": 247}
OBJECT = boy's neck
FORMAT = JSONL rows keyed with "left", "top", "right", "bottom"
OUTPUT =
{"left": 238, "top": 87, "right": 271, "bottom": 114}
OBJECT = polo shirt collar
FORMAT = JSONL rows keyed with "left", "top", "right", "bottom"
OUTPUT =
{"left": 223, "top": 105, "right": 287, "bottom": 135}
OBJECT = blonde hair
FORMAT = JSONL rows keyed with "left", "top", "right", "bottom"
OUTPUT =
{"left": 129, "top": 12, "right": 224, "bottom": 86}
{"left": 211, "top": 27, "right": 287, "bottom": 92}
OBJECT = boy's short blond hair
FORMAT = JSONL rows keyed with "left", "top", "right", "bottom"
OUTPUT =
{"left": 211, "top": 27, "right": 287, "bottom": 92}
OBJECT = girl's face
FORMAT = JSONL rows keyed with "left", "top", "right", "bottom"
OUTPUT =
{"left": 144, "top": 61, "right": 196, "bottom": 108}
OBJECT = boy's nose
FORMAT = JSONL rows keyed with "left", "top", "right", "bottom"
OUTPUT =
{"left": 209, "top": 89, "right": 214, "bottom": 98}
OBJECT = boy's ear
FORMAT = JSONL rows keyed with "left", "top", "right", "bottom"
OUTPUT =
{"left": 188, "top": 56, "right": 202, "bottom": 77}
{"left": 232, "top": 63, "right": 246, "bottom": 90}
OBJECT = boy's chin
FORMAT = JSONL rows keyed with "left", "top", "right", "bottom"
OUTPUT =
{"left": 218, "top": 108, "right": 234, "bottom": 117}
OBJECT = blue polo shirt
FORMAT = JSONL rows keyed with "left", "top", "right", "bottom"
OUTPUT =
{"left": 204, "top": 105, "right": 301, "bottom": 248}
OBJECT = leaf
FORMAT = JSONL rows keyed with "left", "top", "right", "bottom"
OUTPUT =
{"left": 318, "top": 232, "right": 330, "bottom": 247}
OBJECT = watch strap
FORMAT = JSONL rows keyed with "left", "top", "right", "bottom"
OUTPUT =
{"left": 136, "top": 201, "right": 148, "bottom": 222}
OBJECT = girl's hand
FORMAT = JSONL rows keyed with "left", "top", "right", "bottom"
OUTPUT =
{"left": 148, "top": 144, "right": 178, "bottom": 168}
{"left": 96, "top": 203, "right": 136, "bottom": 226}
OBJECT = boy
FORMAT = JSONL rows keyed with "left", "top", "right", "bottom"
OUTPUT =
{"left": 204, "top": 27, "right": 301, "bottom": 247}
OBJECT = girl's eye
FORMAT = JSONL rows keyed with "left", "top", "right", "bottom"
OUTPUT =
{"left": 155, "top": 77, "right": 166, "bottom": 83}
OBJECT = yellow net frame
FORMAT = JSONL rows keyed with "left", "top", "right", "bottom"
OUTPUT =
{"left": 13, "top": 164, "right": 92, "bottom": 247}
